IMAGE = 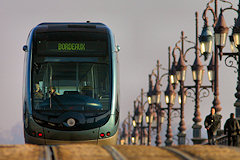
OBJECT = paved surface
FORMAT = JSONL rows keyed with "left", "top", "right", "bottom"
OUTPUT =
{"left": 0, "top": 144, "right": 240, "bottom": 160}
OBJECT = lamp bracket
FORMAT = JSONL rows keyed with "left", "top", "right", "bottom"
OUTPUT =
{"left": 199, "top": 87, "right": 211, "bottom": 100}
{"left": 224, "top": 54, "right": 238, "bottom": 73}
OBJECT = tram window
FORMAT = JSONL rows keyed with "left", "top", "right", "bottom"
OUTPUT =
{"left": 32, "top": 62, "right": 110, "bottom": 111}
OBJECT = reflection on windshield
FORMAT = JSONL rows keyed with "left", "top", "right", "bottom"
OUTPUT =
{"left": 32, "top": 61, "right": 110, "bottom": 112}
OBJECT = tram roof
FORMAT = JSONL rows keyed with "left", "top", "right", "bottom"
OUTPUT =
{"left": 35, "top": 22, "right": 109, "bottom": 33}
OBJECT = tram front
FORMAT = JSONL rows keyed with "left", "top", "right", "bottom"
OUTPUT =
{"left": 23, "top": 23, "right": 119, "bottom": 145}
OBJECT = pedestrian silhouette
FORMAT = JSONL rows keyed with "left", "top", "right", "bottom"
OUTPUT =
{"left": 224, "top": 113, "right": 240, "bottom": 146}
{"left": 204, "top": 107, "right": 222, "bottom": 145}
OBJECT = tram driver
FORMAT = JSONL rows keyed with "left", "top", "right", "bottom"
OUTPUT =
{"left": 49, "top": 87, "right": 60, "bottom": 97}
{"left": 34, "top": 83, "right": 43, "bottom": 99}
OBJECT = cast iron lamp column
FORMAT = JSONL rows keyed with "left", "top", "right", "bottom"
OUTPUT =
{"left": 191, "top": 12, "right": 205, "bottom": 143}
{"left": 147, "top": 61, "right": 168, "bottom": 146}
{"left": 233, "top": 7, "right": 240, "bottom": 118}
{"left": 145, "top": 105, "right": 153, "bottom": 145}
{"left": 191, "top": 45, "right": 204, "bottom": 141}
{"left": 213, "top": 0, "right": 240, "bottom": 119}
{"left": 133, "top": 101, "right": 142, "bottom": 145}
{"left": 151, "top": 78, "right": 163, "bottom": 146}
{"left": 131, "top": 127, "right": 139, "bottom": 145}
{"left": 165, "top": 47, "right": 176, "bottom": 146}
{"left": 200, "top": 0, "right": 222, "bottom": 113}
{"left": 120, "top": 120, "right": 128, "bottom": 145}
{"left": 175, "top": 31, "right": 187, "bottom": 145}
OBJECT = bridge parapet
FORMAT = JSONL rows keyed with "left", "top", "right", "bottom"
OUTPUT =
{"left": 0, "top": 144, "right": 240, "bottom": 160}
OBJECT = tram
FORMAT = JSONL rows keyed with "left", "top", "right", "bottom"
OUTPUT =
{"left": 22, "top": 22, "right": 120, "bottom": 145}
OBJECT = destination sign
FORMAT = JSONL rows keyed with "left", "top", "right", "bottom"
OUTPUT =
{"left": 58, "top": 43, "right": 86, "bottom": 51}
{"left": 36, "top": 41, "right": 107, "bottom": 57}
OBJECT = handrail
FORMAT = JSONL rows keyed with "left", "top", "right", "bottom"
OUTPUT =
{"left": 201, "top": 134, "right": 228, "bottom": 145}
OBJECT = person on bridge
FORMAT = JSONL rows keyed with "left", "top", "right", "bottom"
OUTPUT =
{"left": 224, "top": 113, "right": 240, "bottom": 146}
{"left": 204, "top": 107, "right": 222, "bottom": 145}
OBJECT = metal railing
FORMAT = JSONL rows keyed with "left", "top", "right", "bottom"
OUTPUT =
{"left": 201, "top": 134, "right": 228, "bottom": 145}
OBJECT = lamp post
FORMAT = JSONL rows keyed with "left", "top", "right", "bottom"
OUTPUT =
{"left": 147, "top": 60, "right": 168, "bottom": 146}
{"left": 121, "top": 111, "right": 133, "bottom": 145}
{"left": 120, "top": 120, "right": 128, "bottom": 145}
{"left": 165, "top": 46, "right": 176, "bottom": 146}
{"left": 131, "top": 127, "right": 139, "bottom": 145}
{"left": 232, "top": 8, "right": 240, "bottom": 118}
{"left": 145, "top": 104, "right": 153, "bottom": 145}
{"left": 133, "top": 88, "right": 149, "bottom": 145}
{"left": 213, "top": 0, "right": 240, "bottom": 119}
{"left": 174, "top": 31, "right": 187, "bottom": 145}
{"left": 200, "top": 0, "right": 222, "bottom": 114}
{"left": 170, "top": 12, "right": 212, "bottom": 144}
{"left": 134, "top": 100, "right": 142, "bottom": 145}
{"left": 200, "top": 0, "right": 240, "bottom": 120}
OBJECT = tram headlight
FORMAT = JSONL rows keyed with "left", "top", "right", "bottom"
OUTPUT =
{"left": 67, "top": 118, "right": 76, "bottom": 127}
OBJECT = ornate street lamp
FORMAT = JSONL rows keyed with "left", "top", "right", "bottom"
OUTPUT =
{"left": 120, "top": 121, "right": 128, "bottom": 145}
{"left": 207, "top": 55, "right": 215, "bottom": 83}
{"left": 191, "top": 53, "right": 204, "bottom": 84}
{"left": 146, "top": 106, "right": 153, "bottom": 145}
{"left": 165, "top": 82, "right": 176, "bottom": 105}
{"left": 165, "top": 47, "right": 176, "bottom": 146}
{"left": 214, "top": 9, "right": 229, "bottom": 60}
{"left": 229, "top": 28, "right": 238, "bottom": 53}
{"left": 233, "top": 14, "right": 240, "bottom": 50}
{"left": 131, "top": 127, "right": 139, "bottom": 145}
{"left": 134, "top": 103, "right": 142, "bottom": 125}
{"left": 176, "top": 52, "right": 187, "bottom": 82}
{"left": 170, "top": 62, "right": 178, "bottom": 88}
{"left": 199, "top": 19, "right": 213, "bottom": 60}
{"left": 145, "top": 107, "right": 153, "bottom": 125}
{"left": 147, "top": 75, "right": 153, "bottom": 105}
{"left": 178, "top": 89, "right": 187, "bottom": 104}
{"left": 229, "top": 35, "right": 238, "bottom": 52}
{"left": 132, "top": 117, "right": 136, "bottom": 128}
{"left": 152, "top": 79, "right": 161, "bottom": 105}
{"left": 164, "top": 81, "right": 175, "bottom": 146}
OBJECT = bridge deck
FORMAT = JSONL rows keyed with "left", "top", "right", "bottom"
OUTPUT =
{"left": 0, "top": 144, "right": 240, "bottom": 160}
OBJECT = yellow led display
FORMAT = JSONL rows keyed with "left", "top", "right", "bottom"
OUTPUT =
{"left": 58, "top": 43, "right": 85, "bottom": 51}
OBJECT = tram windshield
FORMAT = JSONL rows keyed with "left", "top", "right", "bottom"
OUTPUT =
{"left": 32, "top": 30, "right": 111, "bottom": 114}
